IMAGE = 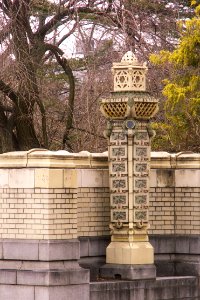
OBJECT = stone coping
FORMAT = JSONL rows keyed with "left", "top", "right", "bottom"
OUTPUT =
{"left": 0, "top": 149, "right": 199, "bottom": 169}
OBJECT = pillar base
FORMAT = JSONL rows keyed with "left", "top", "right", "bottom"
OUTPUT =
{"left": 106, "top": 241, "right": 154, "bottom": 264}
{"left": 100, "top": 263, "right": 156, "bottom": 280}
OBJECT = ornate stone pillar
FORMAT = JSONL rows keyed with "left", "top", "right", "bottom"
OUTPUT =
{"left": 100, "top": 51, "right": 159, "bottom": 280}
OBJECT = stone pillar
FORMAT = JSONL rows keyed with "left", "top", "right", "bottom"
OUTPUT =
{"left": 0, "top": 149, "right": 89, "bottom": 300}
{"left": 100, "top": 51, "right": 159, "bottom": 280}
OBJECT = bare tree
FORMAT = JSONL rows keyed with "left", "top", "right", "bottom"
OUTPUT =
{"left": 0, "top": 0, "right": 191, "bottom": 153}
{"left": 0, "top": 0, "right": 114, "bottom": 152}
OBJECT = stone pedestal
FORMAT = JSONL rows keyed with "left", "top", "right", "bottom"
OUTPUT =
{"left": 106, "top": 241, "right": 154, "bottom": 265}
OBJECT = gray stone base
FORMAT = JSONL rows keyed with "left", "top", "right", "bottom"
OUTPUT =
{"left": 90, "top": 276, "right": 199, "bottom": 300}
{"left": 100, "top": 264, "right": 156, "bottom": 280}
{"left": 79, "top": 235, "right": 200, "bottom": 278}
{"left": 0, "top": 284, "right": 90, "bottom": 300}
{"left": 0, "top": 239, "right": 90, "bottom": 300}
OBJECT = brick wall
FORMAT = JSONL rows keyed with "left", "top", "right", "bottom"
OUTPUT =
{"left": 149, "top": 187, "right": 175, "bottom": 235}
{"left": 0, "top": 150, "right": 199, "bottom": 239}
{"left": 175, "top": 187, "right": 200, "bottom": 234}
{"left": 0, "top": 187, "right": 77, "bottom": 239}
{"left": 77, "top": 187, "right": 110, "bottom": 237}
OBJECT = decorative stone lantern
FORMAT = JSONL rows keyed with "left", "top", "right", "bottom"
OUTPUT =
{"left": 100, "top": 51, "right": 159, "bottom": 280}
{"left": 112, "top": 51, "right": 147, "bottom": 92}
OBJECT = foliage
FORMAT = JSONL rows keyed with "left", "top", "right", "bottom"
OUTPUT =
{"left": 150, "top": 4, "right": 200, "bottom": 152}
{"left": 0, "top": 0, "right": 193, "bottom": 153}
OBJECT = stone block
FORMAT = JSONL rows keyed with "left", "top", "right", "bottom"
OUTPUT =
{"left": 0, "top": 285, "right": 34, "bottom": 300}
{"left": 0, "top": 260, "right": 22, "bottom": 270}
{"left": 102, "top": 170, "right": 109, "bottom": 187}
{"left": 68, "top": 268, "right": 90, "bottom": 285}
{"left": 106, "top": 241, "right": 154, "bottom": 264}
{"left": 88, "top": 236, "right": 110, "bottom": 257}
{"left": 17, "top": 270, "right": 50, "bottom": 286}
{"left": 175, "top": 236, "right": 190, "bottom": 254}
{"left": 0, "top": 270, "right": 16, "bottom": 284}
{"left": 17, "top": 269, "right": 89, "bottom": 286}
{"left": 156, "top": 169, "right": 174, "bottom": 187}
{"left": 0, "top": 170, "right": 9, "bottom": 188}
{"left": 150, "top": 235, "right": 175, "bottom": 254}
{"left": 176, "top": 262, "right": 200, "bottom": 276}
{"left": 150, "top": 169, "right": 157, "bottom": 187}
{"left": 63, "top": 169, "right": 77, "bottom": 188}
{"left": 35, "top": 284, "right": 89, "bottom": 300}
{"left": 8, "top": 168, "right": 34, "bottom": 188}
{"left": 189, "top": 236, "right": 200, "bottom": 254}
{"left": 155, "top": 261, "right": 175, "bottom": 277}
{"left": 35, "top": 168, "right": 63, "bottom": 188}
{"left": 35, "top": 286, "right": 49, "bottom": 300}
{"left": 79, "top": 257, "right": 106, "bottom": 281}
{"left": 0, "top": 240, "right": 3, "bottom": 259}
{"left": 100, "top": 264, "right": 156, "bottom": 280}
{"left": 79, "top": 237, "right": 89, "bottom": 257}
{"left": 3, "top": 240, "right": 39, "bottom": 260}
{"left": 39, "top": 239, "right": 80, "bottom": 261}
{"left": 79, "top": 169, "right": 103, "bottom": 187}
{"left": 175, "top": 169, "right": 200, "bottom": 187}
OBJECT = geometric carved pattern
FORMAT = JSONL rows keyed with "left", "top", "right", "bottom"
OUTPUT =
{"left": 134, "top": 194, "right": 148, "bottom": 206}
{"left": 110, "top": 131, "right": 127, "bottom": 142}
{"left": 112, "top": 147, "right": 126, "bottom": 157}
{"left": 112, "top": 51, "right": 147, "bottom": 92}
{"left": 112, "top": 210, "right": 128, "bottom": 222}
{"left": 101, "top": 102, "right": 127, "bottom": 118}
{"left": 136, "top": 147, "right": 147, "bottom": 157}
{"left": 114, "top": 69, "right": 146, "bottom": 92}
{"left": 134, "top": 101, "right": 158, "bottom": 119}
{"left": 134, "top": 209, "right": 148, "bottom": 222}
{"left": 131, "top": 70, "right": 145, "bottom": 89}
{"left": 132, "top": 128, "right": 150, "bottom": 225}
{"left": 112, "top": 179, "right": 126, "bottom": 189}
{"left": 135, "top": 163, "right": 148, "bottom": 173}
{"left": 112, "top": 163, "right": 126, "bottom": 173}
{"left": 135, "top": 131, "right": 148, "bottom": 141}
{"left": 115, "top": 70, "right": 129, "bottom": 89}
{"left": 109, "top": 124, "right": 128, "bottom": 226}
{"left": 111, "top": 194, "right": 128, "bottom": 206}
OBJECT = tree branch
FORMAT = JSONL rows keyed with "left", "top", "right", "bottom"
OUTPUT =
{"left": 44, "top": 43, "right": 75, "bottom": 150}
{"left": 0, "top": 79, "right": 19, "bottom": 104}
{"left": 35, "top": 6, "right": 104, "bottom": 38}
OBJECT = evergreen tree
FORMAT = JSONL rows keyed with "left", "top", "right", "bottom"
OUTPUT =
{"left": 150, "top": 3, "right": 200, "bottom": 152}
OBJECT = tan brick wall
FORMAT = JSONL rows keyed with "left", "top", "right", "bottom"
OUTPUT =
{"left": 174, "top": 187, "right": 200, "bottom": 234}
{"left": 77, "top": 187, "right": 110, "bottom": 237}
{"left": 0, "top": 150, "right": 199, "bottom": 239}
{"left": 0, "top": 187, "right": 77, "bottom": 239}
{"left": 149, "top": 187, "right": 175, "bottom": 235}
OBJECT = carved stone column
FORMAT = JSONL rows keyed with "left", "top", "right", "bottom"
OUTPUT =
{"left": 100, "top": 51, "right": 159, "bottom": 280}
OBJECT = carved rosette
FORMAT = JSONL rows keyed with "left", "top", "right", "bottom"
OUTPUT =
{"left": 100, "top": 51, "right": 159, "bottom": 243}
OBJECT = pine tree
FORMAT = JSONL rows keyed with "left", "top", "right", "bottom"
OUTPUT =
{"left": 150, "top": 3, "right": 200, "bottom": 152}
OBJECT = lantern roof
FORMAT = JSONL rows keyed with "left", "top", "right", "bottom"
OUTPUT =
{"left": 121, "top": 51, "right": 138, "bottom": 64}
{"left": 112, "top": 51, "right": 147, "bottom": 70}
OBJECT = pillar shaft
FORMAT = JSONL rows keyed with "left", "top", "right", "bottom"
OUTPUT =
{"left": 100, "top": 51, "right": 158, "bottom": 278}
